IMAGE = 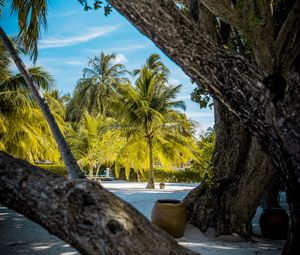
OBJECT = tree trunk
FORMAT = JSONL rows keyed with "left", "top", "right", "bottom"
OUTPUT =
{"left": 89, "top": 163, "right": 94, "bottom": 178}
{"left": 136, "top": 168, "right": 141, "bottom": 182}
{"left": 260, "top": 174, "right": 281, "bottom": 208}
{"left": 184, "top": 100, "right": 277, "bottom": 238}
{"left": 95, "top": 164, "right": 102, "bottom": 178}
{"left": 184, "top": 3, "right": 278, "bottom": 238}
{"left": 146, "top": 138, "right": 155, "bottom": 189}
{"left": 107, "top": 2, "right": 300, "bottom": 253}
{"left": 0, "top": 26, "right": 84, "bottom": 180}
{"left": 0, "top": 152, "right": 198, "bottom": 255}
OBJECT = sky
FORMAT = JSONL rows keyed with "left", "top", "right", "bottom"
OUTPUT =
{"left": 1, "top": 0, "right": 214, "bottom": 133}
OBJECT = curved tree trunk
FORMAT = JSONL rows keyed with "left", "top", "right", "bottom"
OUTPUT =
{"left": 184, "top": 100, "right": 277, "bottom": 238}
{"left": 0, "top": 26, "right": 84, "bottom": 180}
{"left": 0, "top": 152, "right": 198, "bottom": 255}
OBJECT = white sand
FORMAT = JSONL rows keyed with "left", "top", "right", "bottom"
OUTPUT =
{"left": 0, "top": 181, "right": 285, "bottom": 255}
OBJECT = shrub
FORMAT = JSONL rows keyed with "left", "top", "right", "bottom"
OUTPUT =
{"left": 117, "top": 168, "right": 201, "bottom": 183}
{"left": 37, "top": 164, "right": 67, "bottom": 176}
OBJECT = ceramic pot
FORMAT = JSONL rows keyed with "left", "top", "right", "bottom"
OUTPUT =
{"left": 259, "top": 208, "right": 289, "bottom": 240}
{"left": 151, "top": 199, "right": 187, "bottom": 238}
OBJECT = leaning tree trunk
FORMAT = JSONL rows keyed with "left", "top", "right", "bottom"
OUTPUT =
{"left": 107, "top": 1, "right": 300, "bottom": 254}
{"left": 0, "top": 26, "right": 84, "bottom": 180}
{"left": 0, "top": 152, "right": 198, "bottom": 255}
{"left": 184, "top": 100, "right": 277, "bottom": 238}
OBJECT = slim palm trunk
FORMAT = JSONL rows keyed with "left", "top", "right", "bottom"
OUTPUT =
{"left": 0, "top": 26, "right": 84, "bottom": 179}
{"left": 146, "top": 138, "right": 155, "bottom": 189}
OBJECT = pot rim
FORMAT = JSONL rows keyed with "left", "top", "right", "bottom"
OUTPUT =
{"left": 156, "top": 199, "right": 182, "bottom": 204}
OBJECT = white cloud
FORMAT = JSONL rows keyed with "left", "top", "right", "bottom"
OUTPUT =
{"left": 85, "top": 42, "right": 151, "bottom": 54}
{"left": 39, "top": 26, "right": 120, "bottom": 49}
{"left": 64, "top": 60, "right": 86, "bottom": 66}
{"left": 109, "top": 43, "right": 151, "bottom": 52}
{"left": 114, "top": 54, "right": 128, "bottom": 64}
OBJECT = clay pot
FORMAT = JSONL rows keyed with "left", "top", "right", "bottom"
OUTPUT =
{"left": 259, "top": 208, "right": 289, "bottom": 240}
{"left": 151, "top": 199, "right": 187, "bottom": 238}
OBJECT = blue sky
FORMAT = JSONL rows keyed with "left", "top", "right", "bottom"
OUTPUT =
{"left": 1, "top": 0, "right": 214, "bottom": 132}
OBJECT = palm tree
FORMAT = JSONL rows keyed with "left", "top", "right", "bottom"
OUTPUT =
{"left": 67, "top": 52, "right": 129, "bottom": 120}
{"left": 114, "top": 54, "right": 195, "bottom": 188}
{"left": 68, "top": 112, "right": 125, "bottom": 178}
{"left": 0, "top": 1, "right": 84, "bottom": 179}
{"left": 0, "top": 46, "right": 63, "bottom": 163}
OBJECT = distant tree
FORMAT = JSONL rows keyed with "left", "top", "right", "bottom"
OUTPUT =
{"left": 113, "top": 54, "right": 196, "bottom": 188}
{"left": 68, "top": 112, "right": 125, "bottom": 177}
{"left": 67, "top": 52, "right": 129, "bottom": 120}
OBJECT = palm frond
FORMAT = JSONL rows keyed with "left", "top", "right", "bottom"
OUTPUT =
{"left": 11, "top": 0, "right": 48, "bottom": 61}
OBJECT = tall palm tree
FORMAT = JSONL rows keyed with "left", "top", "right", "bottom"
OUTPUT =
{"left": 0, "top": 1, "right": 84, "bottom": 179}
{"left": 67, "top": 52, "right": 129, "bottom": 120}
{"left": 114, "top": 55, "right": 195, "bottom": 188}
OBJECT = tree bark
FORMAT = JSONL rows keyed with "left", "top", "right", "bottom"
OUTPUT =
{"left": 184, "top": 100, "right": 276, "bottom": 238}
{"left": 0, "top": 26, "right": 84, "bottom": 180}
{"left": 0, "top": 152, "right": 199, "bottom": 255}
{"left": 185, "top": 4, "right": 275, "bottom": 238}
{"left": 260, "top": 174, "right": 281, "bottom": 208}
{"left": 107, "top": 1, "right": 300, "bottom": 253}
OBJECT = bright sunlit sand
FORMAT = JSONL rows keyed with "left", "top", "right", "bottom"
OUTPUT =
{"left": 0, "top": 181, "right": 284, "bottom": 255}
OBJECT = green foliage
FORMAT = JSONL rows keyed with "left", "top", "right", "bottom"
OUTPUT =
{"left": 66, "top": 52, "right": 129, "bottom": 121}
{"left": 192, "top": 128, "right": 216, "bottom": 179}
{"left": 0, "top": 45, "right": 62, "bottom": 163}
{"left": 67, "top": 112, "right": 125, "bottom": 177}
{"left": 2, "top": 0, "right": 48, "bottom": 61}
{"left": 117, "top": 168, "right": 201, "bottom": 183}
{"left": 38, "top": 164, "right": 67, "bottom": 176}
{"left": 113, "top": 54, "right": 197, "bottom": 184}
{"left": 191, "top": 86, "right": 212, "bottom": 109}
{"left": 78, "top": 0, "right": 112, "bottom": 15}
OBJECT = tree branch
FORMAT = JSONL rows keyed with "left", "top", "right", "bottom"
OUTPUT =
{"left": 282, "top": 37, "right": 300, "bottom": 74}
{"left": 199, "top": 0, "right": 240, "bottom": 28}
{"left": 0, "top": 152, "right": 199, "bottom": 255}
{"left": 275, "top": 0, "right": 300, "bottom": 72}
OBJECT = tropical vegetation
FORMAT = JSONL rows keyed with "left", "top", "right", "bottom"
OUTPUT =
{"left": 0, "top": 46, "right": 212, "bottom": 186}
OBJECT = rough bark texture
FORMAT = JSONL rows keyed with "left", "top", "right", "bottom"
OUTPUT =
{"left": 108, "top": 1, "right": 300, "bottom": 254}
{"left": 184, "top": 3, "right": 276, "bottom": 238}
{"left": 184, "top": 101, "right": 276, "bottom": 238}
{"left": 0, "top": 26, "right": 84, "bottom": 180}
{"left": 0, "top": 152, "right": 199, "bottom": 255}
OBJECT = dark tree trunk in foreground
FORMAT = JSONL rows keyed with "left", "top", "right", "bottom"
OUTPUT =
{"left": 0, "top": 152, "right": 198, "bottom": 255}
{"left": 260, "top": 174, "right": 281, "bottom": 208}
{"left": 108, "top": 1, "right": 300, "bottom": 254}
{"left": 185, "top": 4, "right": 279, "bottom": 237}
{"left": 184, "top": 101, "right": 276, "bottom": 238}
{"left": 0, "top": 26, "right": 84, "bottom": 180}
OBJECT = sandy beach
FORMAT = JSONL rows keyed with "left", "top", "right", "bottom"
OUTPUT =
{"left": 0, "top": 181, "right": 285, "bottom": 255}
